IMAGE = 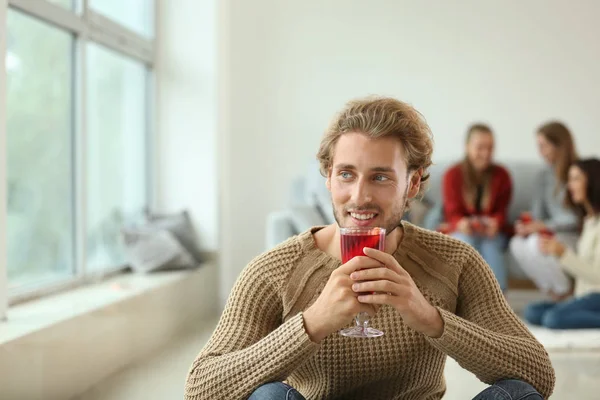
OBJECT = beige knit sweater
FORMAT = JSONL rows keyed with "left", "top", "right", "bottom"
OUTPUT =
{"left": 560, "top": 216, "right": 600, "bottom": 297}
{"left": 185, "top": 222, "right": 555, "bottom": 400}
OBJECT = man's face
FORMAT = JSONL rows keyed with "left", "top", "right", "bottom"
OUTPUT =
{"left": 326, "top": 132, "right": 421, "bottom": 234}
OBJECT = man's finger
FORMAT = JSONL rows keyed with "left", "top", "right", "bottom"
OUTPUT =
{"left": 337, "top": 255, "right": 384, "bottom": 275}
{"left": 357, "top": 293, "right": 395, "bottom": 306}
{"left": 352, "top": 279, "right": 401, "bottom": 294}
{"left": 362, "top": 247, "right": 409, "bottom": 277}
{"left": 350, "top": 267, "right": 403, "bottom": 284}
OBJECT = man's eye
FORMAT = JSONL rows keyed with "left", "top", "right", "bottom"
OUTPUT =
{"left": 374, "top": 175, "right": 389, "bottom": 182}
{"left": 340, "top": 172, "right": 353, "bottom": 179}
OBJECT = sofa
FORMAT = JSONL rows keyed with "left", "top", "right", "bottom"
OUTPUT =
{"left": 266, "top": 160, "right": 547, "bottom": 282}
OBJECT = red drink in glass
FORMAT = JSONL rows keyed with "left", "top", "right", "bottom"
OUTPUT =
{"left": 539, "top": 227, "right": 555, "bottom": 238}
{"left": 339, "top": 227, "right": 386, "bottom": 338}
{"left": 520, "top": 211, "right": 533, "bottom": 224}
{"left": 341, "top": 228, "right": 385, "bottom": 295}
{"left": 340, "top": 229, "right": 385, "bottom": 263}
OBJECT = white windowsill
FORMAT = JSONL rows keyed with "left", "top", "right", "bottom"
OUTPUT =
{"left": 1, "top": 267, "right": 206, "bottom": 345}
{"left": 0, "top": 261, "right": 219, "bottom": 400}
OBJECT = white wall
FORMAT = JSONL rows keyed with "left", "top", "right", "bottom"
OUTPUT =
{"left": 155, "top": 0, "right": 218, "bottom": 250}
{"left": 218, "top": 0, "right": 600, "bottom": 303}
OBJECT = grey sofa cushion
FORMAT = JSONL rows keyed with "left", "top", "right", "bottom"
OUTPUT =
{"left": 121, "top": 228, "right": 197, "bottom": 273}
{"left": 144, "top": 210, "right": 203, "bottom": 264}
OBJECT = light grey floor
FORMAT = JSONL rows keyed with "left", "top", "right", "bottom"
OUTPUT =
{"left": 76, "top": 294, "right": 600, "bottom": 400}
{"left": 73, "top": 319, "right": 219, "bottom": 400}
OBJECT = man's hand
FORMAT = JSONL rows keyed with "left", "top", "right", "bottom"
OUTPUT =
{"left": 539, "top": 236, "right": 567, "bottom": 257}
{"left": 456, "top": 217, "right": 472, "bottom": 235}
{"left": 350, "top": 247, "right": 444, "bottom": 338}
{"left": 303, "top": 256, "right": 381, "bottom": 343}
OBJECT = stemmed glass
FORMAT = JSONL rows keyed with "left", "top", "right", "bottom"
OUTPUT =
{"left": 339, "top": 226, "right": 385, "bottom": 338}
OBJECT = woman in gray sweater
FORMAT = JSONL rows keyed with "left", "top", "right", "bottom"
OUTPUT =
{"left": 510, "top": 122, "right": 579, "bottom": 299}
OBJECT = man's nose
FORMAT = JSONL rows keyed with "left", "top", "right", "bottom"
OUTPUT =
{"left": 351, "top": 178, "right": 372, "bottom": 205}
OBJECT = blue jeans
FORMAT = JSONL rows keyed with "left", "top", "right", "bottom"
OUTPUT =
{"left": 248, "top": 379, "right": 543, "bottom": 399}
{"left": 524, "top": 293, "right": 600, "bottom": 329}
{"left": 472, "top": 379, "right": 543, "bottom": 399}
{"left": 248, "top": 382, "right": 305, "bottom": 400}
{"left": 452, "top": 232, "right": 507, "bottom": 291}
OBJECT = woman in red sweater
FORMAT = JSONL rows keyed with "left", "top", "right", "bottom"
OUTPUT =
{"left": 442, "top": 124, "right": 513, "bottom": 291}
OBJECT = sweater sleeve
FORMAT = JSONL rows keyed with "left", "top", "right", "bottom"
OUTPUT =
{"left": 184, "top": 257, "right": 320, "bottom": 400}
{"left": 544, "top": 206, "right": 579, "bottom": 232}
{"left": 538, "top": 170, "right": 579, "bottom": 232}
{"left": 560, "top": 243, "right": 600, "bottom": 285}
{"left": 490, "top": 167, "right": 513, "bottom": 228}
{"left": 443, "top": 166, "right": 466, "bottom": 231}
{"left": 425, "top": 248, "right": 555, "bottom": 398}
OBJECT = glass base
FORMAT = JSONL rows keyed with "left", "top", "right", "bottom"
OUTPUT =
{"left": 339, "top": 326, "right": 384, "bottom": 338}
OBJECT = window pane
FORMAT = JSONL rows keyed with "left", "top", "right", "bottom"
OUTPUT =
{"left": 86, "top": 43, "right": 148, "bottom": 271}
{"left": 6, "top": 11, "right": 75, "bottom": 289}
{"left": 90, "top": 0, "right": 153, "bottom": 38}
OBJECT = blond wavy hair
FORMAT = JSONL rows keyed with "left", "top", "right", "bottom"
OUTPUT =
{"left": 316, "top": 96, "right": 434, "bottom": 199}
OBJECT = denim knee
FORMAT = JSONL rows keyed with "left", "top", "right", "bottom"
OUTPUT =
{"left": 248, "top": 382, "right": 305, "bottom": 400}
{"left": 523, "top": 303, "right": 551, "bottom": 326}
{"left": 474, "top": 379, "right": 543, "bottom": 399}
{"left": 493, "top": 379, "right": 543, "bottom": 399}
{"left": 540, "top": 310, "right": 564, "bottom": 329}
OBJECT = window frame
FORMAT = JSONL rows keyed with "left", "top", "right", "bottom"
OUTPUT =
{"left": 0, "top": 0, "right": 156, "bottom": 315}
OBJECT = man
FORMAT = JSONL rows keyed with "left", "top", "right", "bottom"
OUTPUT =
{"left": 185, "top": 97, "right": 555, "bottom": 400}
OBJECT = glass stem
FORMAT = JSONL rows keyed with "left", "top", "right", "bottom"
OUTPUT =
{"left": 355, "top": 312, "right": 370, "bottom": 331}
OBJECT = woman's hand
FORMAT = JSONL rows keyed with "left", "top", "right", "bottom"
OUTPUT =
{"left": 528, "top": 220, "right": 547, "bottom": 234}
{"left": 456, "top": 217, "right": 472, "bottom": 235}
{"left": 539, "top": 237, "right": 567, "bottom": 257}
{"left": 483, "top": 217, "right": 499, "bottom": 237}
{"left": 515, "top": 220, "right": 546, "bottom": 236}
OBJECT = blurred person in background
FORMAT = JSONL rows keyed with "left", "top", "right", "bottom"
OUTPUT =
{"left": 442, "top": 124, "right": 512, "bottom": 292}
{"left": 510, "top": 122, "right": 579, "bottom": 300}
{"left": 524, "top": 158, "right": 600, "bottom": 329}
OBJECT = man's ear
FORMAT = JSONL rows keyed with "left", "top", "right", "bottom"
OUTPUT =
{"left": 326, "top": 168, "right": 332, "bottom": 192}
{"left": 407, "top": 168, "right": 423, "bottom": 199}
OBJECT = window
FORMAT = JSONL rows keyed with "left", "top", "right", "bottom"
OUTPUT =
{"left": 6, "top": 10, "right": 75, "bottom": 289}
{"left": 1, "top": 0, "right": 155, "bottom": 311}
{"left": 86, "top": 44, "right": 148, "bottom": 271}
{"left": 90, "top": 0, "right": 154, "bottom": 38}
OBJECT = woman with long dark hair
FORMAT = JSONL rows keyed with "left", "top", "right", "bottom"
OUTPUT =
{"left": 523, "top": 158, "right": 600, "bottom": 329}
